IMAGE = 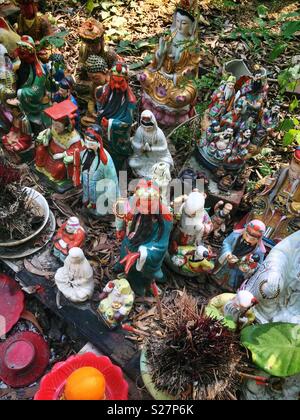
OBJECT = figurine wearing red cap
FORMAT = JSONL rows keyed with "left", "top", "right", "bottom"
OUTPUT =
{"left": 15, "top": 35, "right": 50, "bottom": 131}
{"left": 96, "top": 62, "right": 137, "bottom": 171}
{"left": 15, "top": 0, "right": 54, "bottom": 41}
{"left": 212, "top": 220, "right": 266, "bottom": 291}
{"left": 114, "top": 180, "right": 173, "bottom": 296}
{"left": 35, "top": 99, "right": 83, "bottom": 192}
{"left": 243, "top": 148, "right": 300, "bottom": 244}
{"left": 80, "top": 124, "right": 119, "bottom": 216}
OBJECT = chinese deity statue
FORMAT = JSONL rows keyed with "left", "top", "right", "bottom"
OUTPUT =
{"left": 241, "top": 148, "right": 300, "bottom": 245}
{"left": 53, "top": 77, "right": 80, "bottom": 130}
{"left": 129, "top": 110, "right": 174, "bottom": 178}
{"left": 150, "top": 162, "right": 172, "bottom": 201}
{"left": 53, "top": 217, "right": 86, "bottom": 263}
{"left": 212, "top": 220, "right": 266, "bottom": 291}
{"left": 81, "top": 55, "right": 108, "bottom": 128}
{"left": 167, "top": 190, "right": 215, "bottom": 277}
{"left": 0, "top": 17, "right": 20, "bottom": 58}
{"left": 79, "top": 125, "right": 119, "bottom": 217}
{"left": 55, "top": 247, "right": 94, "bottom": 304}
{"left": 35, "top": 100, "right": 83, "bottom": 192}
{"left": 241, "top": 229, "right": 300, "bottom": 324}
{"left": 0, "top": 44, "right": 15, "bottom": 134}
{"left": 96, "top": 62, "right": 137, "bottom": 171}
{"left": 139, "top": 0, "right": 201, "bottom": 126}
{"left": 14, "top": 0, "right": 55, "bottom": 41}
{"left": 114, "top": 180, "right": 173, "bottom": 296}
{"left": 98, "top": 278, "right": 134, "bottom": 328}
{"left": 197, "top": 64, "right": 273, "bottom": 189}
{"left": 2, "top": 99, "right": 32, "bottom": 153}
{"left": 15, "top": 35, "right": 51, "bottom": 132}
{"left": 210, "top": 201, "right": 233, "bottom": 243}
{"left": 77, "top": 18, "right": 117, "bottom": 80}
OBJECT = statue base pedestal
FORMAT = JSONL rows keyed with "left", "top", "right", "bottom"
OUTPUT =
{"left": 184, "top": 152, "right": 247, "bottom": 215}
{"left": 33, "top": 165, "right": 75, "bottom": 194}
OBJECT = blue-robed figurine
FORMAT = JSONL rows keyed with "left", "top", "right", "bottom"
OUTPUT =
{"left": 114, "top": 180, "right": 173, "bottom": 296}
{"left": 96, "top": 62, "right": 137, "bottom": 171}
{"left": 212, "top": 219, "right": 266, "bottom": 291}
{"left": 78, "top": 124, "right": 119, "bottom": 217}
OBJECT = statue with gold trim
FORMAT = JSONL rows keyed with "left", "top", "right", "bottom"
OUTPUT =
{"left": 139, "top": 0, "right": 201, "bottom": 127}
{"left": 242, "top": 148, "right": 300, "bottom": 245}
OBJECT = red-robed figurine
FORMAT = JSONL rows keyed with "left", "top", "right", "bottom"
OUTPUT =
{"left": 35, "top": 100, "right": 83, "bottom": 192}
{"left": 53, "top": 217, "right": 86, "bottom": 262}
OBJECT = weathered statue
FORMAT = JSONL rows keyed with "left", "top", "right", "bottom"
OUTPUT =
{"left": 35, "top": 100, "right": 83, "bottom": 191}
{"left": 98, "top": 278, "right": 134, "bottom": 328}
{"left": 212, "top": 219, "right": 266, "bottom": 291}
{"left": 55, "top": 247, "right": 94, "bottom": 304}
{"left": 53, "top": 217, "right": 86, "bottom": 263}
{"left": 0, "top": 17, "right": 21, "bottom": 58}
{"left": 96, "top": 62, "right": 137, "bottom": 171}
{"left": 242, "top": 148, "right": 300, "bottom": 244}
{"left": 129, "top": 110, "right": 173, "bottom": 178}
{"left": 2, "top": 99, "right": 32, "bottom": 153}
{"left": 0, "top": 44, "right": 15, "bottom": 134}
{"left": 139, "top": 0, "right": 201, "bottom": 126}
{"left": 241, "top": 229, "right": 300, "bottom": 324}
{"left": 14, "top": 0, "right": 54, "bottom": 41}
{"left": 79, "top": 125, "right": 119, "bottom": 217}
{"left": 114, "top": 180, "right": 173, "bottom": 296}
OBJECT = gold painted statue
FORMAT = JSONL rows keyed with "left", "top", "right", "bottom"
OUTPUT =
{"left": 243, "top": 148, "right": 300, "bottom": 244}
{"left": 139, "top": 0, "right": 201, "bottom": 127}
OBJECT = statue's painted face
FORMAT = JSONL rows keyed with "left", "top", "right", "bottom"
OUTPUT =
{"left": 175, "top": 12, "right": 194, "bottom": 37}
{"left": 242, "top": 230, "right": 259, "bottom": 246}
{"left": 52, "top": 120, "right": 65, "bottom": 134}
{"left": 85, "top": 136, "right": 99, "bottom": 151}
{"left": 110, "top": 75, "right": 128, "bottom": 92}
{"left": 137, "top": 197, "right": 159, "bottom": 215}
{"left": 18, "top": 46, "right": 35, "bottom": 63}
{"left": 58, "top": 87, "right": 69, "bottom": 99}
{"left": 244, "top": 129, "right": 252, "bottom": 139}
{"left": 289, "top": 159, "right": 300, "bottom": 182}
{"left": 66, "top": 225, "right": 76, "bottom": 234}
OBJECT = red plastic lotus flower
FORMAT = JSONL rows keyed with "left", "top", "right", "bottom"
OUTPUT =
{"left": 34, "top": 353, "right": 129, "bottom": 400}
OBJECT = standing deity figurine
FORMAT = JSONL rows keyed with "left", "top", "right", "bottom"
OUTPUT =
{"left": 53, "top": 217, "right": 86, "bottom": 263}
{"left": 0, "top": 17, "right": 21, "bottom": 57}
{"left": 129, "top": 110, "right": 174, "bottom": 178}
{"left": 168, "top": 190, "right": 214, "bottom": 276}
{"left": 114, "top": 180, "right": 173, "bottom": 296}
{"left": 212, "top": 220, "right": 266, "bottom": 291}
{"left": 0, "top": 44, "right": 15, "bottom": 134}
{"left": 96, "top": 62, "right": 137, "bottom": 171}
{"left": 35, "top": 100, "right": 83, "bottom": 191}
{"left": 211, "top": 201, "right": 233, "bottom": 241}
{"left": 139, "top": 0, "right": 201, "bottom": 127}
{"left": 79, "top": 125, "right": 119, "bottom": 217}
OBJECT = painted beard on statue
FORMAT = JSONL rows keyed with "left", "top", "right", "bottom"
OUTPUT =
{"left": 100, "top": 78, "right": 129, "bottom": 120}
{"left": 129, "top": 213, "right": 164, "bottom": 248}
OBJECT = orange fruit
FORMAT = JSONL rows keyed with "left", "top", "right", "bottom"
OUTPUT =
{"left": 64, "top": 367, "right": 106, "bottom": 400}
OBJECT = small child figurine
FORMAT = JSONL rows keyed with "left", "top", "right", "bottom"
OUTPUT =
{"left": 53, "top": 217, "right": 86, "bottom": 262}
{"left": 98, "top": 278, "right": 134, "bottom": 328}
{"left": 55, "top": 247, "right": 94, "bottom": 304}
{"left": 238, "top": 253, "right": 261, "bottom": 278}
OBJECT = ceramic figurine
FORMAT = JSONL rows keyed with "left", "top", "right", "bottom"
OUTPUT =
{"left": 35, "top": 100, "right": 83, "bottom": 192}
{"left": 15, "top": 36, "right": 51, "bottom": 133}
{"left": 55, "top": 247, "right": 94, "bottom": 304}
{"left": 129, "top": 110, "right": 174, "bottom": 178}
{"left": 0, "top": 17, "right": 21, "bottom": 60}
{"left": 198, "top": 62, "right": 271, "bottom": 190}
{"left": 81, "top": 55, "right": 108, "bottom": 128}
{"left": 211, "top": 201, "right": 233, "bottom": 241}
{"left": 150, "top": 162, "right": 172, "bottom": 201}
{"left": 0, "top": 44, "right": 15, "bottom": 134}
{"left": 241, "top": 230, "right": 300, "bottom": 324}
{"left": 207, "top": 291, "right": 257, "bottom": 327}
{"left": 53, "top": 217, "right": 86, "bottom": 262}
{"left": 79, "top": 125, "right": 119, "bottom": 216}
{"left": 98, "top": 278, "right": 134, "bottom": 328}
{"left": 168, "top": 190, "right": 215, "bottom": 276}
{"left": 139, "top": 0, "right": 200, "bottom": 126}
{"left": 14, "top": 0, "right": 55, "bottom": 41}
{"left": 96, "top": 62, "right": 137, "bottom": 171}
{"left": 77, "top": 18, "right": 117, "bottom": 80}
{"left": 242, "top": 148, "right": 300, "bottom": 245}
{"left": 53, "top": 77, "right": 80, "bottom": 130}
{"left": 212, "top": 220, "right": 266, "bottom": 291}
{"left": 114, "top": 180, "right": 173, "bottom": 296}
{"left": 2, "top": 99, "right": 32, "bottom": 153}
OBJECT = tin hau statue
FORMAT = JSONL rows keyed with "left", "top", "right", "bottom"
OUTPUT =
{"left": 114, "top": 181, "right": 173, "bottom": 296}
{"left": 35, "top": 100, "right": 83, "bottom": 192}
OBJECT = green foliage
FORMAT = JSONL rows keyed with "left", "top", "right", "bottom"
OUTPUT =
{"left": 241, "top": 323, "right": 300, "bottom": 377}
{"left": 205, "top": 305, "right": 236, "bottom": 331}
{"left": 40, "top": 31, "right": 68, "bottom": 48}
